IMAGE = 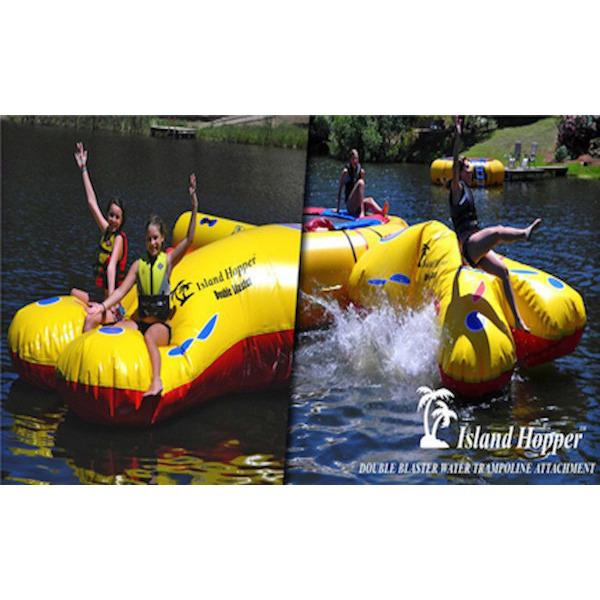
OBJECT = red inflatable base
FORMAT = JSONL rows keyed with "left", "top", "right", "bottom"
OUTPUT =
{"left": 57, "top": 329, "right": 295, "bottom": 426}
{"left": 439, "top": 368, "right": 513, "bottom": 398}
{"left": 439, "top": 327, "right": 585, "bottom": 397}
{"left": 10, "top": 352, "right": 57, "bottom": 390}
{"left": 514, "top": 327, "right": 585, "bottom": 368}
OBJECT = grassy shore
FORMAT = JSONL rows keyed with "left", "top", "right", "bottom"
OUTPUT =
{"left": 196, "top": 123, "right": 307, "bottom": 149}
{"left": 464, "top": 117, "right": 600, "bottom": 180}
{"left": 6, "top": 116, "right": 153, "bottom": 134}
{"left": 4, "top": 116, "right": 308, "bottom": 150}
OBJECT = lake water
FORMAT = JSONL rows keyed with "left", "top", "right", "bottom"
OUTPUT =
{"left": 286, "top": 156, "right": 600, "bottom": 484}
{"left": 1, "top": 121, "right": 307, "bottom": 484}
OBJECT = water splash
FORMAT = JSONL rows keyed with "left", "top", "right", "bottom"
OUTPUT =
{"left": 294, "top": 295, "right": 441, "bottom": 396}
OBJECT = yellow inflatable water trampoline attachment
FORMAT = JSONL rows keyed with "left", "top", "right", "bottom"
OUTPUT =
{"left": 9, "top": 216, "right": 301, "bottom": 425}
{"left": 431, "top": 157, "right": 505, "bottom": 187}
{"left": 346, "top": 220, "right": 586, "bottom": 395}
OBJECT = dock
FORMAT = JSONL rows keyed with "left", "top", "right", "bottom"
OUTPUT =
{"left": 505, "top": 165, "right": 568, "bottom": 182}
{"left": 150, "top": 125, "right": 196, "bottom": 139}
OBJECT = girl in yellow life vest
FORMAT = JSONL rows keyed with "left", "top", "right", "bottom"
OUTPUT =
{"left": 70, "top": 142, "right": 129, "bottom": 330}
{"left": 88, "top": 173, "right": 199, "bottom": 398}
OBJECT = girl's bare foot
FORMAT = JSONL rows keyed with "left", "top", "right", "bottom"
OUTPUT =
{"left": 525, "top": 218, "right": 542, "bottom": 241}
{"left": 143, "top": 379, "right": 163, "bottom": 398}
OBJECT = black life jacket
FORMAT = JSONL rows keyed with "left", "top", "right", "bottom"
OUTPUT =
{"left": 344, "top": 161, "right": 362, "bottom": 201}
{"left": 136, "top": 251, "right": 170, "bottom": 320}
{"left": 449, "top": 181, "right": 479, "bottom": 236}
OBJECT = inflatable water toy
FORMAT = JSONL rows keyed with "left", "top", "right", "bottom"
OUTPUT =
{"left": 8, "top": 217, "right": 301, "bottom": 425}
{"left": 298, "top": 208, "right": 408, "bottom": 328}
{"left": 170, "top": 208, "right": 586, "bottom": 397}
{"left": 431, "top": 157, "right": 505, "bottom": 187}
{"left": 346, "top": 220, "right": 585, "bottom": 395}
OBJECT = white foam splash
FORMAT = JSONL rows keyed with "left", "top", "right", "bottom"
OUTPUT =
{"left": 294, "top": 295, "right": 441, "bottom": 395}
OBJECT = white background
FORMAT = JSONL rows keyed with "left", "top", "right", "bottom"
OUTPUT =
{"left": 2, "top": 2, "right": 599, "bottom": 598}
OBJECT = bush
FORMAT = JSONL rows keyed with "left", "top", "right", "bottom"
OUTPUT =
{"left": 554, "top": 145, "right": 569, "bottom": 163}
{"left": 557, "top": 116, "right": 600, "bottom": 158}
{"left": 327, "top": 116, "right": 419, "bottom": 162}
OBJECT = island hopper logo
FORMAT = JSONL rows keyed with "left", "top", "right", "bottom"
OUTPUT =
{"left": 417, "top": 387, "right": 584, "bottom": 455}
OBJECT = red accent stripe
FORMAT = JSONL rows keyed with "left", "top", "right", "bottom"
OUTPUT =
{"left": 57, "top": 330, "right": 295, "bottom": 427}
{"left": 439, "top": 367, "right": 513, "bottom": 397}
{"left": 10, "top": 352, "right": 57, "bottom": 390}
{"left": 303, "top": 207, "right": 324, "bottom": 216}
{"left": 514, "top": 327, "right": 585, "bottom": 368}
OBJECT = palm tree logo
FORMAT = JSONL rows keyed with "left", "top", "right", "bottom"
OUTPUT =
{"left": 417, "top": 386, "right": 458, "bottom": 449}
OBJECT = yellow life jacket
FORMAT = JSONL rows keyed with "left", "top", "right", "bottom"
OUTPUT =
{"left": 136, "top": 252, "right": 170, "bottom": 320}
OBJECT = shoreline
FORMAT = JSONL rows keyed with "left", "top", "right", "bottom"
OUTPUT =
{"left": 3, "top": 116, "right": 309, "bottom": 150}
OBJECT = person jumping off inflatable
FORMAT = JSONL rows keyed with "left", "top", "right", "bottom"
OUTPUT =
{"left": 88, "top": 173, "right": 199, "bottom": 397}
{"left": 70, "top": 142, "right": 129, "bottom": 331}
{"left": 449, "top": 116, "right": 542, "bottom": 332}
{"left": 336, "top": 149, "right": 389, "bottom": 218}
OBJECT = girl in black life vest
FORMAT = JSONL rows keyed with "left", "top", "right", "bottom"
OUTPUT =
{"left": 89, "top": 173, "right": 198, "bottom": 398}
{"left": 449, "top": 116, "right": 541, "bottom": 332}
{"left": 70, "top": 142, "right": 129, "bottom": 331}
{"left": 336, "top": 149, "right": 389, "bottom": 218}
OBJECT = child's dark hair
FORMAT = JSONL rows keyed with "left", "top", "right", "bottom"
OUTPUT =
{"left": 106, "top": 197, "right": 126, "bottom": 227}
{"left": 145, "top": 214, "right": 167, "bottom": 250}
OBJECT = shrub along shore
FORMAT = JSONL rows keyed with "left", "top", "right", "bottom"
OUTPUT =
{"left": 5, "top": 116, "right": 309, "bottom": 151}
{"left": 310, "top": 116, "right": 600, "bottom": 180}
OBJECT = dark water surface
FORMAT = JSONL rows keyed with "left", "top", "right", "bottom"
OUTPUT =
{"left": 1, "top": 121, "right": 307, "bottom": 484}
{"left": 286, "top": 156, "right": 600, "bottom": 484}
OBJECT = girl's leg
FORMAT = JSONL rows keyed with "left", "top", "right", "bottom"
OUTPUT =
{"left": 478, "top": 251, "right": 529, "bottom": 332}
{"left": 142, "top": 323, "right": 170, "bottom": 397}
{"left": 83, "top": 310, "right": 103, "bottom": 332}
{"left": 363, "top": 197, "right": 389, "bottom": 216}
{"left": 347, "top": 180, "right": 366, "bottom": 217}
{"left": 467, "top": 219, "right": 541, "bottom": 264}
{"left": 71, "top": 288, "right": 90, "bottom": 311}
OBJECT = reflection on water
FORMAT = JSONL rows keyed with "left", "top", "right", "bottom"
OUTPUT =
{"left": 287, "top": 156, "right": 600, "bottom": 484}
{"left": 3, "top": 379, "right": 286, "bottom": 485}
{"left": 1, "top": 121, "right": 306, "bottom": 485}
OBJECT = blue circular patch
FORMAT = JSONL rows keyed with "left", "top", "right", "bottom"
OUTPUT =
{"left": 37, "top": 297, "right": 60, "bottom": 306}
{"left": 510, "top": 269, "right": 538, "bottom": 276}
{"left": 389, "top": 273, "right": 410, "bottom": 286}
{"left": 465, "top": 311, "right": 485, "bottom": 332}
{"left": 548, "top": 277, "right": 564, "bottom": 289}
{"left": 368, "top": 279, "right": 387, "bottom": 286}
{"left": 99, "top": 326, "right": 124, "bottom": 335}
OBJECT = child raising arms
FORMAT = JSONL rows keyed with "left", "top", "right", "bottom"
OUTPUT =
{"left": 89, "top": 174, "right": 198, "bottom": 397}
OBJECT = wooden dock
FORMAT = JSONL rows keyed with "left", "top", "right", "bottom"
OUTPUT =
{"left": 150, "top": 125, "right": 196, "bottom": 139}
{"left": 505, "top": 165, "right": 568, "bottom": 182}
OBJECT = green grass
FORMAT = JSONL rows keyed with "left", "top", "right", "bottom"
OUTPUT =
{"left": 196, "top": 123, "right": 307, "bottom": 149}
{"left": 464, "top": 117, "right": 559, "bottom": 163}
{"left": 562, "top": 163, "right": 600, "bottom": 180}
{"left": 464, "top": 117, "right": 600, "bottom": 180}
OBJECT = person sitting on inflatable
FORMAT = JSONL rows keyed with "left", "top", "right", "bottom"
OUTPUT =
{"left": 336, "top": 148, "right": 389, "bottom": 218}
{"left": 449, "top": 116, "right": 542, "bottom": 331}
{"left": 70, "top": 142, "right": 129, "bottom": 330}
{"left": 88, "top": 173, "right": 199, "bottom": 397}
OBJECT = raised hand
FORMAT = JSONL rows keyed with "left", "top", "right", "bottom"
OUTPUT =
{"left": 74, "top": 142, "right": 88, "bottom": 170}
{"left": 189, "top": 173, "right": 198, "bottom": 208}
{"left": 455, "top": 116, "right": 464, "bottom": 136}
